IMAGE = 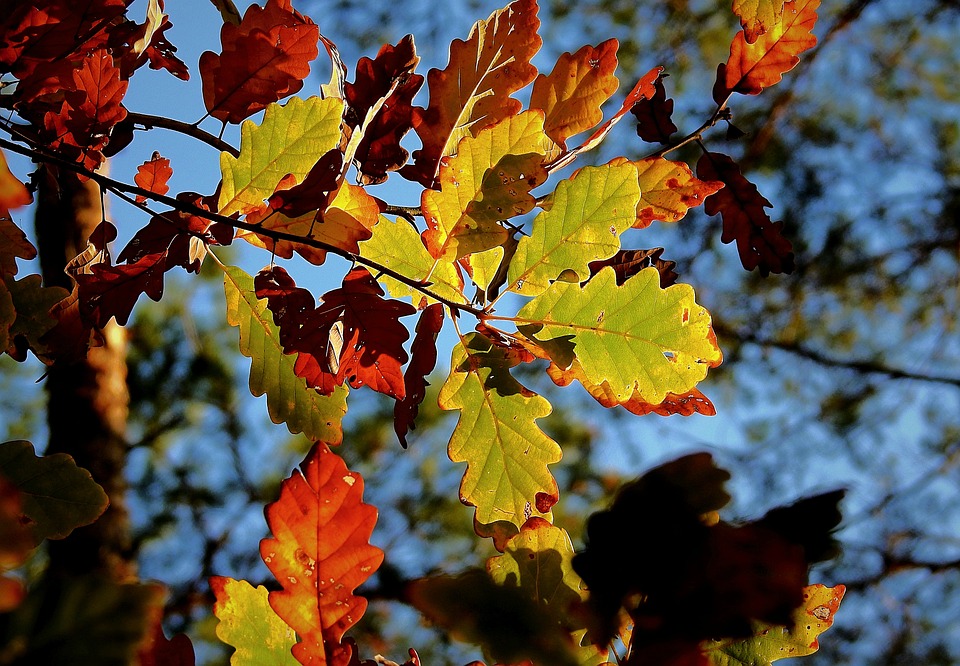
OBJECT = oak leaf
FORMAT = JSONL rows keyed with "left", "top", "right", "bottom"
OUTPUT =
{"left": 0, "top": 150, "right": 32, "bottom": 210}
{"left": 703, "top": 584, "right": 845, "bottom": 665}
{"left": 345, "top": 35, "right": 424, "bottom": 184}
{"left": 223, "top": 264, "right": 348, "bottom": 445}
{"left": 697, "top": 151, "right": 794, "bottom": 274}
{"left": 733, "top": 0, "right": 786, "bottom": 44}
{"left": 403, "top": 0, "right": 542, "bottom": 186}
{"left": 507, "top": 162, "right": 640, "bottom": 296}
{"left": 421, "top": 111, "right": 548, "bottom": 260}
{"left": 631, "top": 74, "right": 678, "bottom": 144}
{"left": 394, "top": 304, "right": 444, "bottom": 448}
{"left": 134, "top": 152, "right": 173, "bottom": 203}
{"left": 714, "top": 0, "right": 818, "bottom": 104}
{"left": 530, "top": 39, "right": 620, "bottom": 150}
{"left": 0, "top": 215, "right": 37, "bottom": 278}
{"left": 439, "top": 332, "right": 561, "bottom": 528}
{"left": 517, "top": 267, "right": 722, "bottom": 405}
{"left": 211, "top": 576, "right": 297, "bottom": 665}
{"left": 587, "top": 248, "right": 679, "bottom": 289}
{"left": 358, "top": 216, "right": 468, "bottom": 308}
{"left": 261, "top": 443, "right": 383, "bottom": 666}
{"left": 632, "top": 156, "right": 724, "bottom": 227}
{"left": 219, "top": 96, "right": 343, "bottom": 217}
{"left": 200, "top": 0, "right": 319, "bottom": 124}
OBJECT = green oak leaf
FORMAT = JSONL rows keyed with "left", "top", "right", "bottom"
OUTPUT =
{"left": 210, "top": 576, "right": 298, "bottom": 665}
{"left": 222, "top": 264, "right": 347, "bottom": 444}
{"left": 487, "top": 518, "right": 607, "bottom": 666}
{"left": 507, "top": 163, "right": 640, "bottom": 297}
{"left": 3, "top": 274, "right": 70, "bottom": 358}
{"left": 516, "top": 267, "right": 722, "bottom": 405}
{"left": 421, "top": 111, "right": 547, "bottom": 260}
{"left": 218, "top": 96, "right": 343, "bottom": 217}
{"left": 704, "top": 584, "right": 846, "bottom": 665}
{"left": 0, "top": 440, "right": 108, "bottom": 543}
{"left": 358, "top": 215, "right": 468, "bottom": 307}
{"left": 439, "top": 333, "right": 561, "bottom": 528}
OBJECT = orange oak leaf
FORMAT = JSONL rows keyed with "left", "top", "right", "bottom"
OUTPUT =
{"left": 200, "top": 0, "right": 319, "bottom": 124}
{"left": 530, "top": 38, "right": 620, "bottom": 150}
{"left": 345, "top": 35, "right": 424, "bottom": 185}
{"left": 256, "top": 266, "right": 416, "bottom": 398}
{"left": 633, "top": 157, "right": 724, "bottom": 228}
{"left": 402, "top": 0, "right": 542, "bottom": 186}
{"left": 261, "top": 442, "right": 383, "bottom": 666}
{"left": 546, "top": 66, "right": 661, "bottom": 173}
{"left": 714, "top": 0, "right": 819, "bottom": 104}
{"left": 134, "top": 152, "right": 173, "bottom": 203}
{"left": 248, "top": 178, "right": 379, "bottom": 266}
{"left": 0, "top": 151, "right": 31, "bottom": 210}
{"left": 394, "top": 303, "right": 444, "bottom": 448}
{"left": 697, "top": 151, "right": 794, "bottom": 274}
{"left": 733, "top": 0, "right": 786, "bottom": 43}
{"left": 66, "top": 49, "right": 128, "bottom": 137}
{"left": 630, "top": 74, "right": 678, "bottom": 144}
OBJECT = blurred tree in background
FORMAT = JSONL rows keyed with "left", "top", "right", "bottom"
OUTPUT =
{"left": 1, "top": 0, "right": 958, "bottom": 663}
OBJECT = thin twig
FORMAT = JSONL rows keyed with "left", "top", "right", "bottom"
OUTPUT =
{"left": 126, "top": 112, "right": 239, "bottom": 156}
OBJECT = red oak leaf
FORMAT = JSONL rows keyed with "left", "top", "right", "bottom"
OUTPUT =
{"left": 255, "top": 267, "right": 416, "bottom": 398}
{"left": 631, "top": 74, "right": 678, "bottom": 144}
{"left": 587, "top": 248, "right": 678, "bottom": 289}
{"left": 199, "top": 0, "right": 319, "bottom": 124}
{"left": 267, "top": 149, "right": 343, "bottom": 218}
{"left": 262, "top": 442, "right": 383, "bottom": 666}
{"left": 345, "top": 35, "right": 424, "bottom": 185}
{"left": 76, "top": 251, "right": 167, "bottom": 327}
{"left": 713, "top": 0, "right": 819, "bottom": 104}
{"left": 697, "top": 151, "right": 794, "bottom": 274}
{"left": 401, "top": 0, "right": 541, "bottom": 186}
{"left": 394, "top": 303, "right": 444, "bottom": 448}
{"left": 134, "top": 152, "right": 173, "bottom": 203}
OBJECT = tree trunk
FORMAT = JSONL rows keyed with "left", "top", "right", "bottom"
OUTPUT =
{"left": 35, "top": 166, "right": 134, "bottom": 582}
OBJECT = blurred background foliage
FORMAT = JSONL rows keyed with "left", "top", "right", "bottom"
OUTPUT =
{"left": 1, "top": 0, "right": 959, "bottom": 663}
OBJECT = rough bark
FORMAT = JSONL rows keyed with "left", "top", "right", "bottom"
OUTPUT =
{"left": 35, "top": 166, "right": 134, "bottom": 582}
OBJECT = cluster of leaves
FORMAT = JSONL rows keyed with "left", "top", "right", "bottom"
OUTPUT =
{"left": 0, "top": 0, "right": 845, "bottom": 664}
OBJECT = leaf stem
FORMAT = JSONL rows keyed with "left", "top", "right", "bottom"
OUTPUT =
{"left": 647, "top": 101, "right": 731, "bottom": 159}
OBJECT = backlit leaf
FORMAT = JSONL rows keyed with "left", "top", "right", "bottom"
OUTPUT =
{"left": 507, "top": 163, "right": 639, "bottom": 296}
{"left": 631, "top": 74, "right": 678, "bottom": 144}
{"left": 530, "top": 39, "right": 620, "bottom": 150}
{"left": 261, "top": 443, "right": 383, "bottom": 666}
{"left": 345, "top": 35, "right": 424, "bottom": 184}
{"left": 394, "top": 304, "right": 444, "bottom": 448}
{"left": 211, "top": 576, "right": 298, "bottom": 665}
{"left": 587, "top": 248, "right": 679, "bottom": 289}
{"left": 733, "top": 0, "right": 786, "bottom": 44}
{"left": 0, "top": 440, "right": 108, "bottom": 543}
{"left": 714, "top": 0, "right": 818, "bottom": 103}
{"left": 403, "top": 0, "right": 542, "bottom": 186}
{"left": 200, "top": 0, "right": 319, "bottom": 124}
{"left": 439, "top": 333, "right": 561, "bottom": 528}
{"left": 633, "top": 156, "right": 724, "bottom": 227}
{"left": 697, "top": 151, "right": 794, "bottom": 274}
{"left": 703, "top": 584, "right": 845, "bottom": 665}
{"left": 487, "top": 518, "right": 606, "bottom": 665}
{"left": 218, "top": 96, "right": 343, "bottom": 217}
{"left": 516, "top": 267, "right": 722, "bottom": 405}
{"left": 421, "top": 111, "right": 548, "bottom": 260}
{"left": 358, "top": 216, "right": 468, "bottom": 307}
{"left": 222, "top": 264, "right": 347, "bottom": 445}
{"left": 134, "top": 153, "right": 173, "bottom": 203}
{"left": 0, "top": 150, "right": 32, "bottom": 209}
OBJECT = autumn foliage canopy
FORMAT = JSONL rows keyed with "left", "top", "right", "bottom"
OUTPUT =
{"left": 0, "top": 0, "right": 846, "bottom": 664}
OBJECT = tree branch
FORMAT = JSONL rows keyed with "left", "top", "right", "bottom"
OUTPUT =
{"left": 0, "top": 136, "right": 487, "bottom": 319}
{"left": 125, "top": 112, "right": 239, "bottom": 157}
{"left": 712, "top": 320, "right": 960, "bottom": 388}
